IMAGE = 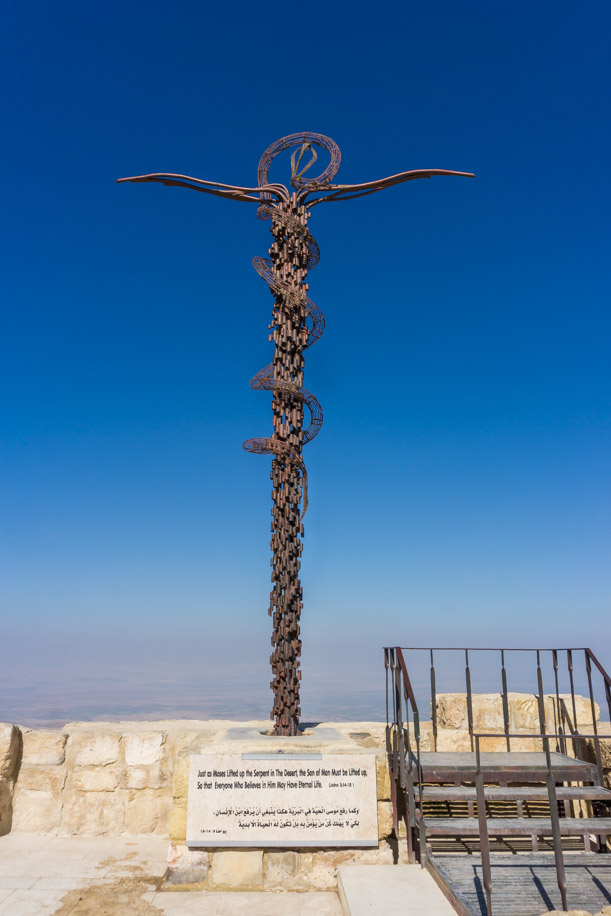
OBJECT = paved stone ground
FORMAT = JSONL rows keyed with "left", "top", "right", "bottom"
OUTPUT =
{"left": 0, "top": 835, "right": 342, "bottom": 915}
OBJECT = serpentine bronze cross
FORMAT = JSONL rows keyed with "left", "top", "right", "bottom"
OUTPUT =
{"left": 118, "top": 133, "right": 474, "bottom": 735}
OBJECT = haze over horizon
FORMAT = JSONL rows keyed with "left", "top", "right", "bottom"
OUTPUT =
{"left": 2, "top": 0, "right": 610, "bottom": 725}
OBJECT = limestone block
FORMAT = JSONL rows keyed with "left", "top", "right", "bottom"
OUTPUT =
{"left": 0, "top": 779, "right": 13, "bottom": 836}
{"left": 436, "top": 693, "right": 599, "bottom": 736}
{"left": 575, "top": 735, "right": 611, "bottom": 777}
{"left": 396, "top": 723, "right": 431, "bottom": 752}
{"left": 18, "top": 764, "right": 67, "bottom": 794}
{"left": 264, "top": 850, "right": 299, "bottom": 888}
{"left": 124, "top": 733, "right": 165, "bottom": 766}
{"left": 433, "top": 726, "right": 541, "bottom": 753}
{"left": 376, "top": 756, "right": 390, "bottom": 800}
{"left": 435, "top": 728, "right": 473, "bottom": 752}
{"left": 166, "top": 843, "right": 209, "bottom": 885}
{"left": 348, "top": 730, "right": 378, "bottom": 748}
{"left": 542, "top": 911, "right": 594, "bottom": 916}
{"left": 438, "top": 692, "right": 538, "bottom": 731}
{"left": 123, "top": 762, "right": 168, "bottom": 790}
{"left": 0, "top": 724, "right": 20, "bottom": 779}
{"left": 505, "top": 735, "right": 542, "bottom": 752}
{"left": 377, "top": 800, "right": 393, "bottom": 839}
{"left": 12, "top": 787, "right": 62, "bottom": 833}
{"left": 124, "top": 790, "right": 173, "bottom": 835}
{"left": 419, "top": 722, "right": 433, "bottom": 751}
{"left": 60, "top": 790, "right": 125, "bottom": 835}
{"left": 478, "top": 734, "right": 512, "bottom": 753}
{"left": 513, "top": 694, "right": 598, "bottom": 732}
{"left": 298, "top": 843, "right": 394, "bottom": 890}
{"left": 436, "top": 695, "right": 468, "bottom": 730}
{"left": 509, "top": 695, "right": 544, "bottom": 731}
{"left": 169, "top": 802, "right": 187, "bottom": 842}
{"left": 21, "top": 729, "right": 67, "bottom": 765}
{"left": 70, "top": 733, "right": 120, "bottom": 767}
{"left": 172, "top": 751, "right": 190, "bottom": 805}
{"left": 547, "top": 695, "right": 600, "bottom": 730}
{"left": 72, "top": 767, "right": 119, "bottom": 792}
{"left": 210, "top": 849, "right": 263, "bottom": 888}
{"left": 472, "top": 694, "right": 508, "bottom": 731}
{"left": 573, "top": 694, "right": 600, "bottom": 727}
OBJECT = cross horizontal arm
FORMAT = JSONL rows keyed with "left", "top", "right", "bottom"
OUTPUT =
{"left": 306, "top": 167, "right": 475, "bottom": 206}
{"left": 116, "top": 172, "right": 289, "bottom": 203}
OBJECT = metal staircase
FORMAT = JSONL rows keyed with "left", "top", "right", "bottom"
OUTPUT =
{"left": 385, "top": 647, "right": 611, "bottom": 915}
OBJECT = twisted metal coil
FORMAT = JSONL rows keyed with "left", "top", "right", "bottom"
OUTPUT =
{"left": 242, "top": 134, "right": 340, "bottom": 517}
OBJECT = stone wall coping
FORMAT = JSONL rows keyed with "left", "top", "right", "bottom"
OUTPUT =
{"left": 14, "top": 720, "right": 386, "bottom": 734}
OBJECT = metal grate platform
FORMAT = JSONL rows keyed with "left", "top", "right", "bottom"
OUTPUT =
{"left": 429, "top": 853, "right": 611, "bottom": 916}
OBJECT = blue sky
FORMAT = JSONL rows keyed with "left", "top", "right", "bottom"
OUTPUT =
{"left": 1, "top": 0, "right": 610, "bottom": 722}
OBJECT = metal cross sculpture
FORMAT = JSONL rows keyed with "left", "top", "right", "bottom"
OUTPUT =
{"left": 118, "top": 132, "right": 474, "bottom": 736}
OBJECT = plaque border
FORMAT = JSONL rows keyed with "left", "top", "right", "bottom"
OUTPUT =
{"left": 186, "top": 752, "right": 379, "bottom": 849}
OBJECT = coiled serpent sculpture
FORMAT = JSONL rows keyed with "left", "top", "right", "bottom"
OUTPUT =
{"left": 118, "top": 134, "right": 473, "bottom": 735}
{"left": 242, "top": 133, "right": 340, "bottom": 518}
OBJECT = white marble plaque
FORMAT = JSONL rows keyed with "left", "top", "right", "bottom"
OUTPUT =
{"left": 186, "top": 753, "right": 378, "bottom": 847}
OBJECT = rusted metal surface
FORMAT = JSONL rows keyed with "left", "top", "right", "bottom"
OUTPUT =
{"left": 118, "top": 135, "right": 473, "bottom": 736}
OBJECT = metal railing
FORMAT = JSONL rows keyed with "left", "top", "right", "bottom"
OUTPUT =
{"left": 475, "top": 731, "right": 611, "bottom": 916}
{"left": 385, "top": 646, "right": 611, "bottom": 892}
{"left": 392, "top": 647, "right": 611, "bottom": 761}
{"left": 384, "top": 647, "right": 426, "bottom": 864}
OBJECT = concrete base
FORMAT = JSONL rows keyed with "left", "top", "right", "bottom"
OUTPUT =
{"left": 224, "top": 726, "right": 344, "bottom": 743}
{"left": 337, "top": 864, "right": 456, "bottom": 916}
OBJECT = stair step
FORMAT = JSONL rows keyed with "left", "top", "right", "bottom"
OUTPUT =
{"left": 422, "top": 785, "right": 611, "bottom": 802}
{"left": 417, "top": 751, "right": 598, "bottom": 783}
{"left": 422, "top": 817, "right": 611, "bottom": 837}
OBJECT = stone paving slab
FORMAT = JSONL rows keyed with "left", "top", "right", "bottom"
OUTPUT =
{"left": 338, "top": 863, "right": 457, "bottom": 916}
{"left": 149, "top": 891, "right": 342, "bottom": 914}
{"left": 0, "top": 834, "right": 342, "bottom": 914}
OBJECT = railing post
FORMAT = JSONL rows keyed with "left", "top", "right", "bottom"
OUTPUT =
{"left": 566, "top": 648, "right": 581, "bottom": 759}
{"left": 403, "top": 680, "right": 417, "bottom": 863}
{"left": 465, "top": 649, "right": 474, "bottom": 752}
{"left": 395, "top": 648, "right": 425, "bottom": 864}
{"left": 585, "top": 650, "right": 604, "bottom": 786}
{"left": 536, "top": 654, "right": 568, "bottom": 909}
{"left": 413, "top": 708, "right": 427, "bottom": 867}
{"left": 475, "top": 735, "right": 493, "bottom": 916}
{"left": 385, "top": 650, "right": 400, "bottom": 842}
{"left": 500, "top": 649, "right": 510, "bottom": 752}
{"left": 543, "top": 733, "right": 569, "bottom": 910}
{"left": 430, "top": 649, "right": 438, "bottom": 752}
{"left": 536, "top": 650, "right": 547, "bottom": 742}
{"left": 552, "top": 649, "right": 565, "bottom": 754}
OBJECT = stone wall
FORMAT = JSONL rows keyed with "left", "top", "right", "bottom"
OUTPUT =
{"left": 2, "top": 721, "right": 237, "bottom": 837}
{"left": 1, "top": 695, "right": 608, "bottom": 891}
{"left": 1, "top": 696, "right": 605, "bottom": 841}
{"left": 427, "top": 692, "right": 601, "bottom": 753}
{"left": 0, "top": 720, "right": 393, "bottom": 846}
{"left": 0, "top": 724, "right": 20, "bottom": 835}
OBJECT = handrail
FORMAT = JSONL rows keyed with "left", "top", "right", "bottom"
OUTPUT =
{"left": 586, "top": 648, "right": 611, "bottom": 688}
{"left": 385, "top": 648, "right": 425, "bottom": 864}
{"left": 386, "top": 644, "right": 611, "bottom": 909}
{"left": 395, "top": 647, "right": 420, "bottom": 714}
{"left": 392, "top": 646, "right": 594, "bottom": 652}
